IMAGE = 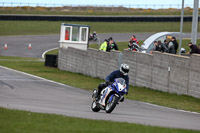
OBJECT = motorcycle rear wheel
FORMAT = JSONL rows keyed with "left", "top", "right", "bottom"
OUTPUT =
{"left": 105, "top": 95, "right": 119, "bottom": 113}
{"left": 91, "top": 101, "right": 100, "bottom": 112}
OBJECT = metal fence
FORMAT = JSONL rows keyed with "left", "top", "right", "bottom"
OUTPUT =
{"left": 0, "top": 2, "right": 196, "bottom": 9}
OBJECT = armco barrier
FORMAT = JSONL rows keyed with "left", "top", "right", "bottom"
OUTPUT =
{"left": 0, "top": 14, "right": 196, "bottom": 22}
{"left": 58, "top": 47, "right": 200, "bottom": 98}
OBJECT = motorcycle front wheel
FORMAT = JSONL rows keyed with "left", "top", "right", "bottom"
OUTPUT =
{"left": 105, "top": 95, "right": 119, "bottom": 113}
{"left": 91, "top": 101, "right": 100, "bottom": 112}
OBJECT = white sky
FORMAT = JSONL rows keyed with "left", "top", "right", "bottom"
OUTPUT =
{"left": 0, "top": 0, "right": 195, "bottom": 7}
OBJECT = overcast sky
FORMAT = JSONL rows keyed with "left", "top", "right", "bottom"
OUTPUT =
{"left": 0, "top": 0, "right": 196, "bottom": 8}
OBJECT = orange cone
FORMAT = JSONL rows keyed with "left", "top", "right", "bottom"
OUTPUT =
{"left": 28, "top": 43, "right": 32, "bottom": 50}
{"left": 4, "top": 43, "right": 7, "bottom": 50}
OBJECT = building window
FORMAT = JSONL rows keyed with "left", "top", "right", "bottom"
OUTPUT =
{"left": 65, "top": 27, "right": 71, "bottom": 40}
{"left": 72, "top": 26, "right": 80, "bottom": 41}
{"left": 81, "top": 28, "right": 87, "bottom": 42}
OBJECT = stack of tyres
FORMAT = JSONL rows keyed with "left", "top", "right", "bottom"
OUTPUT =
{"left": 45, "top": 54, "right": 58, "bottom": 67}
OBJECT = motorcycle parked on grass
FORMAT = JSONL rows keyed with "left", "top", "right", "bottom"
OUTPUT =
{"left": 91, "top": 78, "right": 128, "bottom": 113}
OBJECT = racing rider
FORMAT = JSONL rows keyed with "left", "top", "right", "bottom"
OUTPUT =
{"left": 95, "top": 64, "right": 129, "bottom": 100}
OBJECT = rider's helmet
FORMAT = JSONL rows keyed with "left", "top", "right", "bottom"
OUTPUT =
{"left": 93, "top": 31, "right": 96, "bottom": 34}
{"left": 120, "top": 64, "right": 129, "bottom": 75}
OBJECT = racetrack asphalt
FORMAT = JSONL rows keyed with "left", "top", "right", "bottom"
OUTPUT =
{"left": 0, "top": 66, "right": 200, "bottom": 130}
{"left": 0, "top": 33, "right": 200, "bottom": 130}
{"left": 0, "top": 33, "right": 199, "bottom": 58}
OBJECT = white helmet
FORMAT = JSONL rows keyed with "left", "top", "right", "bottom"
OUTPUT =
{"left": 120, "top": 64, "right": 129, "bottom": 75}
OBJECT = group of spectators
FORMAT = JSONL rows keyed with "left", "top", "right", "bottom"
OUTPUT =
{"left": 99, "top": 34, "right": 200, "bottom": 55}
{"left": 99, "top": 37, "right": 118, "bottom": 52}
{"left": 152, "top": 37, "right": 179, "bottom": 54}
{"left": 152, "top": 36, "right": 200, "bottom": 55}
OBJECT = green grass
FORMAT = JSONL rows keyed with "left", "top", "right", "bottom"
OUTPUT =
{"left": 0, "top": 56, "right": 200, "bottom": 113}
{"left": 0, "top": 21, "right": 194, "bottom": 36}
{"left": 46, "top": 49, "right": 59, "bottom": 55}
{"left": 1, "top": 107, "right": 199, "bottom": 133}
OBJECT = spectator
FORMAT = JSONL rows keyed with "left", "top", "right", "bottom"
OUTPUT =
{"left": 129, "top": 35, "right": 139, "bottom": 44}
{"left": 108, "top": 39, "right": 118, "bottom": 51}
{"left": 163, "top": 40, "right": 169, "bottom": 48}
{"left": 159, "top": 40, "right": 168, "bottom": 53}
{"left": 152, "top": 41, "right": 161, "bottom": 52}
{"left": 99, "top": 39, "right": 109, "bottom": 52}
{"left": 170, "top": 37, "right": 179, "bottom": 54}
{"left": 188, "top": 42, "right": 200, "bottom": 54}
{"left": 168, "top": 40, "right": 176, "bottom": 54}
{"left": 107, "top": 37, "right": 118, "bottom": 51}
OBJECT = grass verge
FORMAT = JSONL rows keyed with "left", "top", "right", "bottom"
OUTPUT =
{"left": 0, "top": 21, "right": 194, "bottom": 36}
{"left": 0, "top": 56, "right": 199, "bottom": 113}
{"left": 0, "top": 8, "right": 194, "bottom": 16}
{"left": 1, "top": 107, "right": 199, "bottom": 133}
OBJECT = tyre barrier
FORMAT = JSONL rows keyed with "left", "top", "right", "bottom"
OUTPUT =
{"left": 0, "top": 14, "right": 197, "bottom": 22}
{"left": 45, "top": 54, "right": 58, "bottom": 67}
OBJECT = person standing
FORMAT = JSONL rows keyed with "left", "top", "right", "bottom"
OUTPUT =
{"left": 107, "top": 37, "right": 118, "bottom": 51}
{"left": 99, "top": 39, "right": 109, "bottom": 52}
{"left": 170, "top": 37, "right": 179, "bottom": 54}
{"left": 129, "top": 35, "right": 139, "bottom": 44}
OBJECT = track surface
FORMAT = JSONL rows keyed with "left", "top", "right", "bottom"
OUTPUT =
{"left": 0, "top": 66, "right": 200, "bottom": 130}
{"left": 0, "top": 33, "right": 200, "bottom": 130}
{"left": 0, "top": 33, "right": 199, "bottom": 58}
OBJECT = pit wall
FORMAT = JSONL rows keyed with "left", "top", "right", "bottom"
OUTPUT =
{"left": 58, "top": 47, "right": 200, "bottom": 98}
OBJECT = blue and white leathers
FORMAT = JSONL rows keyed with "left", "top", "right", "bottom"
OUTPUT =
{"left": 91, "top": 78, "right": 128, "bottom": 113}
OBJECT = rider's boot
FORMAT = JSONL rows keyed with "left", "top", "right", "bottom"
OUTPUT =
{"left": 92, "top": 89, "right": 98, "bottom": 98}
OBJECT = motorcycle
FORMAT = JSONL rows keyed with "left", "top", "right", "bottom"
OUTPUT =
{"left": 89, "top": 34, "right": 98, "bottom": 41}
{"left": 91, "top": 78, "right": 128, "bottom": 113}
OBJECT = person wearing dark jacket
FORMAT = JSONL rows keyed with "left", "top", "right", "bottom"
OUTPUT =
{"left": 188, "top": 42, "right": 200, "bottom": 54}
{"left": 152, "top": 41, "right": 161, "bottom": 52}
{"left": 168, "top": 40, "right": 176, "bottom": 54}
{"left": 107, "top": 37, "right": 118, "bottom": 51}
{"left": 96, "top": 64, "right": 129, "bottom": 98}
{"left": 171, "top": 37, "right": 179, "bottom": 54}
{"left": 158, "top": 40, "right": 168, "bottom": 53}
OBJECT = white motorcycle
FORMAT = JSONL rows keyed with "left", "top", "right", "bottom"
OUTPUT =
{"left": 91, "top": 78, "right": 128, "bottom": 113}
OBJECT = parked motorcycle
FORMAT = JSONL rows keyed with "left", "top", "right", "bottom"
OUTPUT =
{"left": 89, "top": 34, "right": 98, "bottom": 41}
{"left": 91, "top": 78, "right": 128, "bottom": 113}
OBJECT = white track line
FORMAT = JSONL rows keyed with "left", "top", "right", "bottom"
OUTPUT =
{"left": 0, "top": 65, "right": 72, "bottom": 88}
{"left": 41, "top": 47, "right": 59, "bottom": 59}
{"left": 0, "top": 65, "right": 199, "bottom": 115}
{"left": 135, "top": 100, "right": 200, "bottom": 115}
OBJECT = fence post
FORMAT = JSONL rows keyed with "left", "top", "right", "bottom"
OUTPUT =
{"left": 118, "top": 53, "right": 123, "bottom": 69}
